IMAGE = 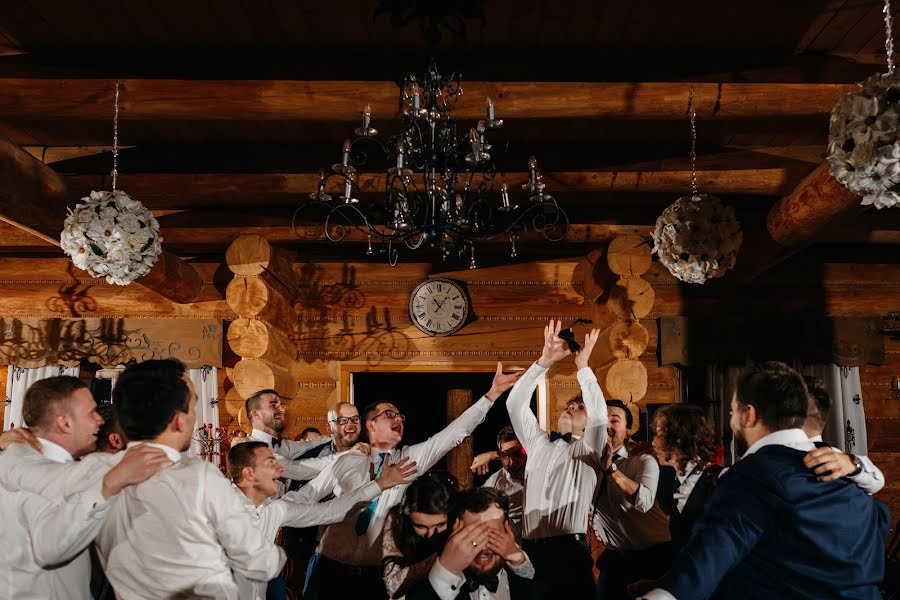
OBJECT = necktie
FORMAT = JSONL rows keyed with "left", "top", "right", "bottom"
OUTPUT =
{"left": 463, "top": 573, "right": 500, "bottom": 593}
{"left": 549, "top": 431, "right": 573, "bottom": 443}
{"left": 354, "top": 452, "right": 389, "bottom": 535}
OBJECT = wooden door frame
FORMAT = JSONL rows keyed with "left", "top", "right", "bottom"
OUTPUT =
{"left": 339, "top": 361, "right": 550, "bottom": 430}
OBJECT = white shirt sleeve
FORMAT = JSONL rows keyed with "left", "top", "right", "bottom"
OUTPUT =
{"left": 641, "top": 590, "right": 678, "bottom": 600}
{"left": 839, "top": 449, "right": 885, "bottom": 495}
{"left": 406, "top": 396, "right": 494, "bottom": 472}
{"left": 276, "top": 452, "right": 338, "bottom": 481}
{"left": 203, "top": 464, "right": 286, "bottom": 581}
{"left": 27, "top": 480, "right": 109, "bottom": 567}
{"left": 278, "top": 480, "right": 381, "bottom": 528}
{"left": 279, "top": 435, "right": 332, "bottom": 460}
{"left": 572, "top": 366, "right": 608, "bottom": 465}
{"left": 428, "top": 558, "right": 467, "bottom": 600}
{"left": 506, "top": 362, "right": 551, "bottom": 455}
{"left": 626, "top": 454, "right": 660, "bottom": 514}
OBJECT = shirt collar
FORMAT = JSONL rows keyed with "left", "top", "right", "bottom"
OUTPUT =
{"left": 808, "top": 434, "right": 823, "bottom": 443}
{"left": 742, "top": 428, "right": 813, "bottom": 459}
{"left": 37, "top": 438, "right": 74, "bottom": 463}
{"left": 677, "top": 460, "right": 698, "bottom": 484}
{"left": 614, "top": 445, "right": 629, "bottom": 460}
{"left": 126, "top": 441, "right": 183, "bottom": 463}
{"left": 251, "top": 429, "right": 274, "bottom": 447}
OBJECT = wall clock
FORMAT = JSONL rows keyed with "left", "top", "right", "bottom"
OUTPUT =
{"left": 408, "top": 278, "right": 470, "bottom": 336}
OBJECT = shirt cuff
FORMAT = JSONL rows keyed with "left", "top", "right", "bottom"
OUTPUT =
{"left": 429, "top": 559, "right": 466, "bottom": 600}
{"left": 360, "top": 480, "right": 382, "bottom": 502}
{"left": 642, "top": 589, "right": 678, "bottom": 600}
{"left": 576, "top": 366, "right": 597, "bottom": 384}
{"left": 83, "top": 480, "right": 109, "bottom": 516}
{"left": 508, "top": 552, "right": 535, "bottom": 579}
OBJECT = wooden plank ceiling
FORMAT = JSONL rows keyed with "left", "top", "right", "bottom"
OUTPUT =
{"left": 0, "top": 0, "right": 898, "bottom": 264}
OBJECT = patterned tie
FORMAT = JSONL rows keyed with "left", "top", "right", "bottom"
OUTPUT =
{"left": 354, "top": 452, "right": 389, "bottom": 535}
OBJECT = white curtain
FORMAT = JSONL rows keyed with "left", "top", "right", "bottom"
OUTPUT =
{"left": 706, "top": 365, "right": 747, "bottom": 466}
{"left": 186, "top": 366, "right": 220, "bottom": 458}
{"left": 4, "top": 365, "right": 81, "bottom": 430}
{"left": 798, "top": 364, "right": 868, "bottom": 454}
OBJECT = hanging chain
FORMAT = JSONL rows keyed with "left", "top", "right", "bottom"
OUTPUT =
{"left": 688, "top": 86, "right": 698, "bottom": 197}
{"left": 112, "top": 80, "right": 120, "bottom": 191}
{"left": 886, "top": 0, "right": 895, "bottom": 75}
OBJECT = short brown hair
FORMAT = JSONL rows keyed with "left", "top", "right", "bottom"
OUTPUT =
{"left": 653, "top": 404, "right": 719, "bottom": 475}
{"left": 245, "top": 389, "right": 279, "bottom": 419}
{"left": 227, "top": 441, "right": 268, "bottom": 483}
{"left": 496, "top": 426, "right": 519, "bottom": 448}
{"left": 22, "top": 376, "right": 88, "bottom": 429}
{"left": 96, "top": 404, "right": 127, "bottom": 451}
{"left": 736, "top": 362, "right": 807, "bottom": 431}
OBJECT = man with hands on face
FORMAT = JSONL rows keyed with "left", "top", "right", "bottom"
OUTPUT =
{"left": 505, "top": 320, "right": 606, "bottom": 598}
{"left": 411, "top": 488, "right": 536, "bottom": 600}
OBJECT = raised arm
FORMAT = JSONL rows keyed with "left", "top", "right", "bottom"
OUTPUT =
{"left": 405, "top": 364, "right": 516, "bottom": 472}
{"left": 278, "top": 433, "right": 332, "bottom": 460}
{"left": 276, "top": 452, "right": 338, "bottom": 481}
{"left": 28, "top": 482, "right": 109, "bottom": 567}
{"left": 572, "top": 328, "right": 607, "bottom": 462}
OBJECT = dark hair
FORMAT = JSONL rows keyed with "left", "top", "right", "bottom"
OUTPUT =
{"left": 607, "top": 399, "right": 633, "bottom": 429}
{"left": 566, "top": 395, "right": 585, "bottom": 407}
{"left": 496, "top": 426, "right": 519, "bottom": 448}
{"left": 653, "top": 405, "right": 719, "bottom": 475}
{"left": 388, "top": 472, "right": 458, "bottom": 562}
{"left": 360, "top": 401, "right": 395, "bottom": 443}
{"left": 227, "top": 441, "right": 268, "bottom": 483}
{"left": 96, "top": 403, "right": 127, "bottom": 451}
{"left": 736, "top": 362, "right": 808, "bottom": 431}
{"left": 802, "top": 377, "right": 831, "bottom": 430}
{"left": 114, "top": 359, "right": 190, "bottom": 441}
{"left": 22, "top": 376, "right": 89, "bottom": 429}
{"left": 457, "top": 487, "right": 510, "bottom": 520}
{"left": 245, "top": 389, "right": 279, "bottom": 420}
{"left": 300, "top": 427, "right": 321, "bottom": 439}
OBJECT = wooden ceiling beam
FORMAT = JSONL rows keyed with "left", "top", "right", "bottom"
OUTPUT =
{"left": 0, "top": 135, "right": 205, "bottom": 303}
{"left": 0, "top": 79, "right": 856, "bottom": 121}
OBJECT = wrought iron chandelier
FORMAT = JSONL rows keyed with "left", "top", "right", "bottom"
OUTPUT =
{"left": 293, "top": 62, "right": 568, "bottom": 267}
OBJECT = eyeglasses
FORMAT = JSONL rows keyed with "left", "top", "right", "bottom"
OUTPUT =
{"left": 370, "top": 409, "right": 406, "bottom": 422}
{"left": 330, "top": 416, "right": 361, "bottom": 426}
{"left": 497, "top": 447, "right": 526, "bottom": 460}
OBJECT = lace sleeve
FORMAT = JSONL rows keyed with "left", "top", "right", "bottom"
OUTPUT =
{"left": 384, "top": 554, "right": 439, "bottom": 599}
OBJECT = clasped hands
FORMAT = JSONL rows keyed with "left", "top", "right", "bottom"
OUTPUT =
{"left": 537, "top": 319, "right": 600, "bottom": 370}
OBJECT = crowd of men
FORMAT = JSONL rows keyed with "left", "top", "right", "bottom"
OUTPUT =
{"left": 0, "top": 319, "right": 892, "bottom": 599}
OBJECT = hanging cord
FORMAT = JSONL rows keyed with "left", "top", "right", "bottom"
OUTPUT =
{"left": 688, "top": 86, "right": 698, "bottom": 197}
{"left": 112, "top": 80, "right": 120, "bottom": 192}
{"left": 886, "top": 0, "right": 896, "bottom": 75}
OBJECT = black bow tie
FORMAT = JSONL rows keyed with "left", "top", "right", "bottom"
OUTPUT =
{"left": 272, "top": 437, "right": 282, "bottom": 449}
{"left": 549, "top": 431, "right": 573, "bottom": 443}
{"left": 463, "top": 573, "right": 499, "bottom": 593}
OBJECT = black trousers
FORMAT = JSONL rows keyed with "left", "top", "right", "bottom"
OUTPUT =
{"left": 523, "top": 535, "right": 595, "bottom": 599}
{"left": 303, "top": 554, "right": 387, "bottom": 600}
{"left": 594, "top": 542, "right": 674, "bottom": 600}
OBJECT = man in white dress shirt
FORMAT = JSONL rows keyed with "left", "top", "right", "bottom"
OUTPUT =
{"left": 95, "top": 359, "right": 286, "bottom": 600}
{"left": 0, "top": 376, "right": 172, "bottom": 600}
{"left": 304, "top": 362, "right": 522, "bottom": 600}
{"left": 418, "top": 488, "right": 536, "bottom": 600}
{"left": 592, "top": 398, "right": 671, "bottom": 600}
{"left": 229, "top": 440, "right": 417, "bottom": 600}
{"left": 472, "top": 427, "right": 525, "bottom": 541}
{"left": 505, "top": 320, "right": 605, "bottom": 598}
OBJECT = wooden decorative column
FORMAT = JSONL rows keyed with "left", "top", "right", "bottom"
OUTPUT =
{"left": 446, "top": 388, "right": 473, "bottom": 489}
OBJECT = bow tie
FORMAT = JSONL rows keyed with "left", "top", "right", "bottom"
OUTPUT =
{"left": 549, "top": 431, "right": 573, "bottom": 443}
{"left": 272, "top": 437, "right": 282, "bottom": 449}
{"left": 463, "top": 573, "right": 499, "bottom": 593}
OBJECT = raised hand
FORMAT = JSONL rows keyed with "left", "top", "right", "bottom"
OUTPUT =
{"left": 486, "top": 361, "right": 524, "bottom": 401}
{"left": 574, "top": 328, "right": 601, "bottom": 370}
{"left": 470, "top": 451, "right": 499, "bottom": 475}
{"left": 439, "top": 520, "right": 491, "bottom": 575}
{"left": 353, "top": 442, "right": 372, "bottom": 456}
{"left": 537, "top": 319, "right": 571, "bottom": 368}
{"left": 0, "top": 426, "right": 41, "bottom": 452}
{"left": 486, "top": 520, "right": 526, "bottom": 566}
{"left": 102, "top": 444, "right": 173, "bottom": 499}
{"left": 377, "top": 456, "right": 418, "bottom": 490}
{"left": 803, "top": 447, "right": 859, "bottom": 482}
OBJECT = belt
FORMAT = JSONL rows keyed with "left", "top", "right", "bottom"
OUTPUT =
{"left": 524, "top": 533, "right": 586, "bottom": 544}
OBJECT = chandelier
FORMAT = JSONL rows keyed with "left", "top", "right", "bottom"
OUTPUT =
{"left": 293, "top": 62, "right": 568, "bottom": 267}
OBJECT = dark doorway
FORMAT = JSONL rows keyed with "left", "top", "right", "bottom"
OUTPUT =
{"left": 352, "top": 371, "right": 537, "bottom": 483}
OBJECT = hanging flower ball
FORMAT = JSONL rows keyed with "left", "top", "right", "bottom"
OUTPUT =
{"left": 828, "top": 72, "right": 900, "bottom": 209}
{"left": 60, "top": 190, "right": 163, "bottom": 286}
{"left": 651, "top": 194, "right": 742, "bottom": 285}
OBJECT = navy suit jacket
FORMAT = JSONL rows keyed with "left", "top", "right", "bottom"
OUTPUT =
{"left": 657, "top": 444, "right": 891, "bottom": 600}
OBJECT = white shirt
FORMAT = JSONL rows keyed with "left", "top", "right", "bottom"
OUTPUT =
{"left": 807, "top": 434, "right": 885, "bottom": 494}
{"left": 507, "top": 363, "right": 607, "bottom": 539}
{"left": 95, "top": 442, "right": 285, "bottom": 600}
{"left": 671, "top": 460, "right": 704, "bottom": 514}
{"left": 483, "top": 468, "right": 524, "bottom": 541}
{"left": 427, "top": 555, "right": 536, "bottom": 600}
{"left": 249, "top": 429, "right": 335, "bottom": 483}
{"left": 0, "top": 479, "right": 109, "bottom": 600}
{"left": 592, "top": 445, "right": 670, "bottom": 552}
{"left": 235, "top": 479, "right": 382, "bottom": 600}
{"left": 309, "top": 396, "right": 495, "bottom": 566}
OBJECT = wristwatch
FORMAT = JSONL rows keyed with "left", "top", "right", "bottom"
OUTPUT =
{"left": 848, "top": 453, "right": 864, "bottom": 476}
{"left": 606, "top": 463, "right": 618, "bottom": 476}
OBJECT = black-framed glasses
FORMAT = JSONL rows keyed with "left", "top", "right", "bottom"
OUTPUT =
{"left": 497, "top": 447, "right": 526, "bottom": 460}
{"left": 330, "top": 416, "right": 361, "bottom": 426}
{"left": 370, "top": 409, "right": 406, "bottom": 422}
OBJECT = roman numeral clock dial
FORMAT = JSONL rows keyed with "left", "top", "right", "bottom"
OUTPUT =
{"left": 408, "top": 278, "right": 470, "bottom": 337}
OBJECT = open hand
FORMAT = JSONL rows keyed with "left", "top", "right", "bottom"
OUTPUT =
{"left": 537, "top": 320, "right": 571, "bottom": 368}
{"left": 377, "top": 456, "right": 418, "bottom": 490}
{"left": 353, "top": 442, "right": 372, "bottom": 456}
{"left": 102, "top": 444, "right": 173, "bottom": 498}
{"left": 470, "top": 451, "right": 498, "bottom": 475}
{"left": 0, "top": 427, "right": 41, "bottom": 452}
{"left": 574, "top": 328, "right": 601, "bottom": 370}
{"left": 486, "top": 362, "right": 524, "bottom": 401}
{"left": 600, "top": 436, "right": 615, "bottom": 472}
{"left": 487, "top": 520, "right": 525, "bottom": 565}
{"left": 803, "top": 447, "right": 858, "bottom": 481}
{"left": 439, "top": 519, "right": 491, "bottom": 575}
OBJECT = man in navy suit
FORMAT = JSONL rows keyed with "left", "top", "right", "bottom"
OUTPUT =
{"left": 641, "top": 361, "right": 891, "bottom": 600}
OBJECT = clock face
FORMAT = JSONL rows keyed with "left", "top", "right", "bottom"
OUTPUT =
{"left": 408, "top": 278, "right": 470, "bottom": 336}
